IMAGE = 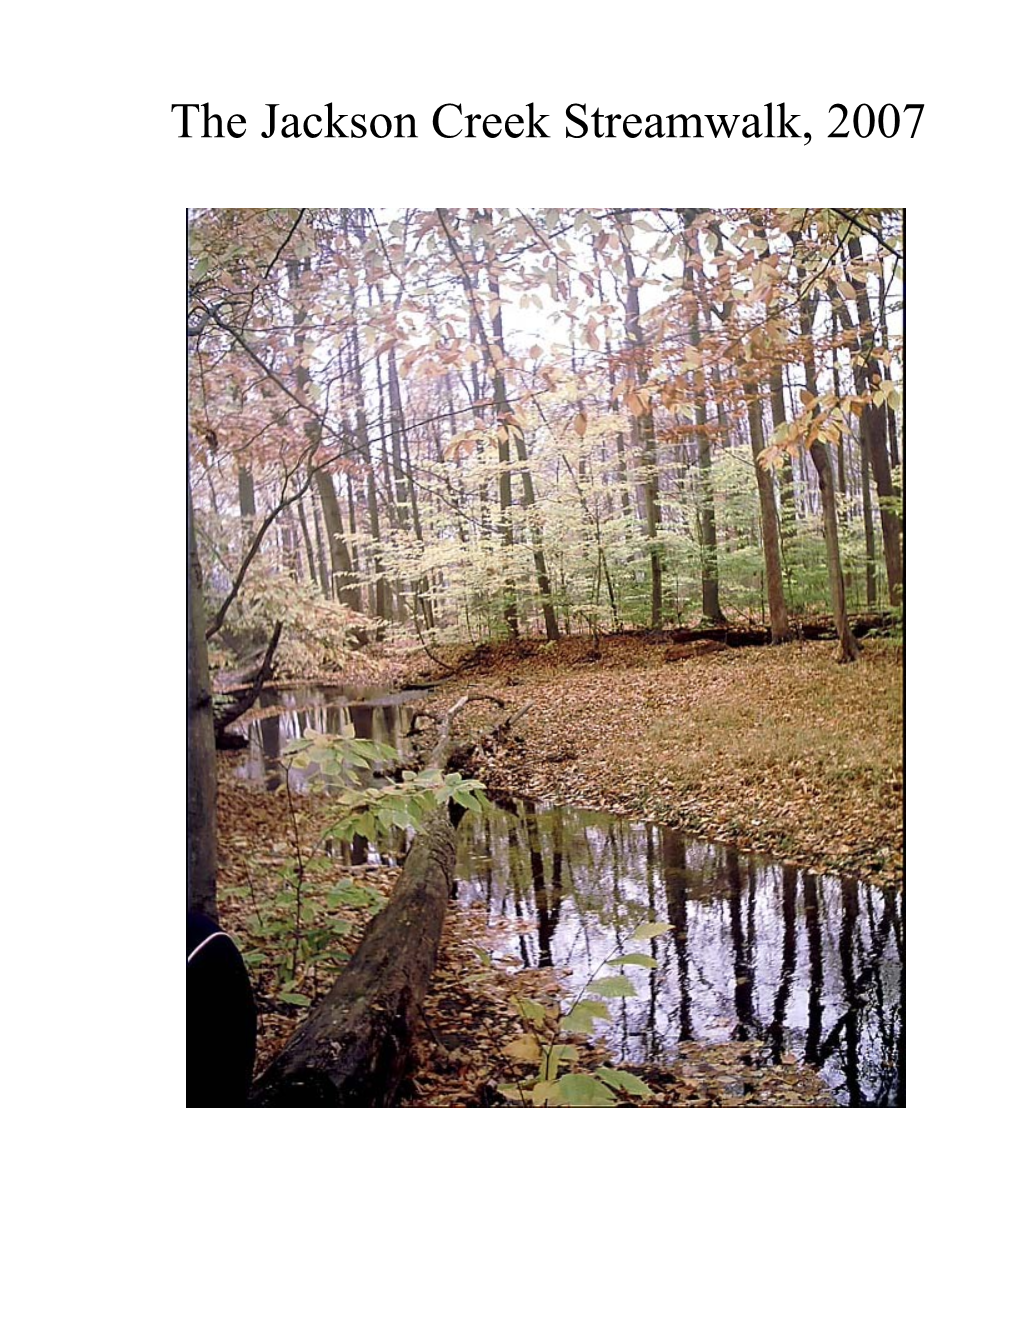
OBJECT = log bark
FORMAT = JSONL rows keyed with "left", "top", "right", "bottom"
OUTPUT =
{"left": 250, "top": 809, "right": 457, "bottom": 1106}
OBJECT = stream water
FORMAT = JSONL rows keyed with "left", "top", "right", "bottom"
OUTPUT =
{"left": 457, "top": 799, "right": 904, "bottom": 1107}
{"left": 236, "top": 684, "right": 431, "bottom": 793}
{"left": 240, "top": 686, "right": 904, "bottom": 1107}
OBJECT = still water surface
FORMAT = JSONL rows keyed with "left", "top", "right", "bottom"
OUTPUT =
{"left": 456, "top": 799, "right": 904, "bottom": 1107}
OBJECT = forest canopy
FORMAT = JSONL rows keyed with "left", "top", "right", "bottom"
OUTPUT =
{"left": 187, "top": 206, "right": 903, "bottom": 670}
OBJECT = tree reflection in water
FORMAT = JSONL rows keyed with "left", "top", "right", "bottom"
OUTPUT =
{"left": 457, "top": 798, "right": 904, "bottom": 1107}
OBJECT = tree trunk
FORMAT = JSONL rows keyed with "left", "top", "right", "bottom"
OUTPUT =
{"left": 792, "top": 244, "right": 860, "bottom": 661}
{"left": 296, "top": 497, "right": 319, "bottom": 591}
{"left": 743, "top": 379, "right": 791, "bottom": 642}
{"left": 688, "top": 287, "right": 725, "bottom": 625}
{"left": 841, "top": 236, "right": 903, "bottom": 606}
{"left": 314, "top": 468, "right": 360, "bottom": 612}
{"left": 388, "top": 348, "right": 436, "bottom": 631}
{"left": 238, "top": 465, "right": 256, "bottom": 531}
{"left": 768, "top": 363, "right": 797, "bottom": 542}
{"left": 437, "top": 209, "right": 523, "bottom": 636}
{"left": 860, "top": 425, "right": 877, "bottom": 606}
{"left": 808, "top": 440, "right": 860, "bottom": 662}
{"left": 483, "top": 259, "right": 559, "bottom": 640}
{"left": 187, "top": 481, "right": 219, "bottom": 920}
{"left": 619, "top": 216, "right": 663, "bottom": 628}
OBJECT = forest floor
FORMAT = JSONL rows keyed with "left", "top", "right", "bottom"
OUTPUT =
{"left": 407, "top": 633, "right": 904, "bottom": 889}
{"left": 215, "top": 631, "right": 898, "bottom": 1107}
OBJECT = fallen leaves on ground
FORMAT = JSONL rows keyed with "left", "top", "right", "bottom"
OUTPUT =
{"left": 410, "top": 635, "right": 903, "bottom": 887}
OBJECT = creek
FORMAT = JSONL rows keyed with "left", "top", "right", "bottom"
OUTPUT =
{"left": 239, "top": 685, "right": 904, "bottom": 1107}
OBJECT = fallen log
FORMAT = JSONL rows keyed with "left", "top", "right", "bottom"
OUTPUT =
{"left": 249, "top": 809, "right": 457, "bottom": 1106}
{"left": 666, "top": 611, "right": 898, "bottom": 648}
{"left": 249, "top": 693, "right": 524, "bottom": 1107}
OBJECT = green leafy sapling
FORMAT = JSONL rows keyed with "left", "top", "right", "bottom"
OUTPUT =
{"left": 498, "top": 921, "right": 672, "bottom": 1107}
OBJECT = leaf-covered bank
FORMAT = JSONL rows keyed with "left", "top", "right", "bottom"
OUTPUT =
{"left": 414, "top": 635, "right": 903, "bottom": 887}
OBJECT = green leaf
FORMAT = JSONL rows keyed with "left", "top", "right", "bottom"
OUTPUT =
{"left": 560, "top": 1000, "right": 610, "bottom": 1034}
{"left": 595, "top": 1066, "right": 653, "bottom": 1097}
{"left": 555, "top": 1073, "right": 617, "bottom": 1107}
{"left": 279, "top": 991, "right": 311, "bottom": 1007}
{"left": 630, "top": 921, "right": 672, "bottom": 941}
{"left": 515, "top": 997, "right": 547, "bottom": 1023}
{"left": 587, "top": 975, "right": 637, "bottom": 998}
{"left": 607, "top": 953, "right": 657, "bottom": 968}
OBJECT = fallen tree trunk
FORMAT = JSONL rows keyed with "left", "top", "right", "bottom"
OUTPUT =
{"left": 249, "top": 809, "right": 457, "bottom": 1106}
{"left": 214, "top": 621, "right": 283, "bottom": 749}
{"left": 250, "top": 693, "right": 523, "bottom": 1107}
{"left": 665, "top": 612, "right": 897, "bottom": 648}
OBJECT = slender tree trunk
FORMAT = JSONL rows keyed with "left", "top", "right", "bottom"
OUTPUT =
{"left": 860, "top": 426, "right": 877, "bottom": 606}
{"left": 387, "top": 348, "right": 436, "bottom": 630}
{"left": 345, "top": 474, "right": 361, "bottom": 581}
{"left": 619, "top": 215, "right": 663, "bottom": 628}
{"left": 296, "top": 497, "right": 319, "bottom": 591}
{"left": 594, "top": 247, "right": 634, "bottom": 530}
{"left": 831, "top": 314, "right": 848, "bottom": 503}
{"left": 794, "top": 261, "right": 860, "bottom": 662}
{"left": 842, "top": 235, "right": 903, "bottom": 606}
{"left": 347, "top": 318, "right": 390, "bottom": 622}
{"left": 187, "top": 479, "right": 218, "bottom": 920}
{"left": 484, "top": 262, "right": 559, "bottom": 640}
{"left": 685, "top": 262, "right": 725, "bottom": 625}
{"left": 238, "top": 466, "right": 256, "bottom": 530}
{"left": 437, "top": 209, "right": 524, "bottom": 636}
{"left": 314, "top": 469, "right": 360, "bottom": 612}
{"left": 768, "top": 364, "right": 797, "bottom": 542}
{"left": 311, "top": 491, "right": 331, "bottom": 599}
{"left": 365, "top": 466, "right": 390, "bottom": 623}
{"left": 876, "top": 219, "right": 901, "bottom": 471}
{"left": 743, "top": 378, "right": 790, "bottom": 642}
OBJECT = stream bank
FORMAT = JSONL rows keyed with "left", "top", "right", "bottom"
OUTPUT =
{"left": 408, "top": 634, "right": 903, "bottom": 888}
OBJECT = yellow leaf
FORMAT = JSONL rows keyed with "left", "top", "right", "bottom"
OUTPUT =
{"left": 800, "top": 389, "right": 816, "bottom": 408}
{"left": 574, "top": 412, "right": 588, "bottom": 437}
{"left": 504, "top": 1035, "right": 541, "bottom": 1064}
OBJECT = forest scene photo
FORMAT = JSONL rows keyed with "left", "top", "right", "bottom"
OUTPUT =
{"left": 186, "top": 206, "right": 904, "bottom": 1108}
